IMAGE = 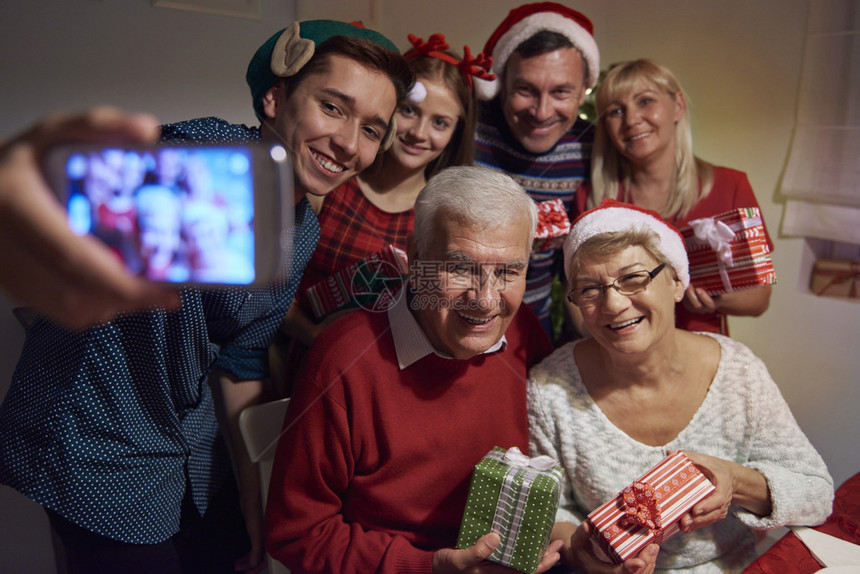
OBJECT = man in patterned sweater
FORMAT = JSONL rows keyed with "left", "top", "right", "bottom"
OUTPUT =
{"left": 473, "top": 2, "right": 600, "bottom": 340}
{"left": 0, "top": 20, "right": 410, "bottom": 574}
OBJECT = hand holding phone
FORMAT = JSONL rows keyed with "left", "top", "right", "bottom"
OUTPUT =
{"left": 48, "top": 143, "right": 292, "bottom": 287}
{"left": 0, "top": 107, "right": 184, "bottom": 328}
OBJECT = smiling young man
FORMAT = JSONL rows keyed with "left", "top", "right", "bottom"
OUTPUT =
{"left": 473, "top": 2, "right": 600, "bottom": 341}
{"left": 265, "top": 166, "right": 562, "bottom": 574}
{"left": 0, "top": 20, "right": 411, "bottom": 574}
{"left": 258, "top": 42, "right": 400, "bottom": 200}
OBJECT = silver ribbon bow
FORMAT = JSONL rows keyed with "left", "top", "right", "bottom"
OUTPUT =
{"left": 690, "top": 217, "right": 735, "bottom": 267}
{"left": 503, "top": 446, "right": 557, "bottom": 471}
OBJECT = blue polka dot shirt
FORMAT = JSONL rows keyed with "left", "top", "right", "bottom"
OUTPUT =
{"left": 0, "top": 117, "right": 320, "bottom": 544}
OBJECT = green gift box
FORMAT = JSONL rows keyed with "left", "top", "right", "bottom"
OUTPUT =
{"left": 456, "top": 446, "right": 563, "bottom": 574}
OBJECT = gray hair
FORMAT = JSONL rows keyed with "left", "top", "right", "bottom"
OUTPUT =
{"left": 413, "top": 166, "right": 538, "bottom": 255}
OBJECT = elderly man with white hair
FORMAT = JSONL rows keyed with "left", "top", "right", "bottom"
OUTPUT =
{"left": 265, "top": 165, "right": 564, "bottom": 574}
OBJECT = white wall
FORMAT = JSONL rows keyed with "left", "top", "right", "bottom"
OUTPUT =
{"left": 1, "top": 1, "right": 858, "bottom": 572}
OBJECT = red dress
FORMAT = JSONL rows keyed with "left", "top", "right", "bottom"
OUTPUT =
{"left": 274, "top": 178, "right": 415, "bottom": 396}
{"left": 295, "top": 178, "right": 414, "bottom": 315}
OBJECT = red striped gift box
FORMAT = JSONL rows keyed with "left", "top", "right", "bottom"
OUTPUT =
{"left": 686, "top": 256, "right": 776, "bottom": 296}
{"left": 587, "top": 452, "right": 715, "bottom": 564}
{"left": 305, "top": 245, "right": 409, "bottom": 320}
{"left": 680, "top": 208, "right": 777, "bottom": 296}
{"left": 533, "top": 199, "right": 571, "bottom": 252}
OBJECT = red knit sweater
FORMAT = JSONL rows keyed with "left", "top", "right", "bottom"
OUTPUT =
{"left": 265, "top": 305, "right": 552, "bottom": 573}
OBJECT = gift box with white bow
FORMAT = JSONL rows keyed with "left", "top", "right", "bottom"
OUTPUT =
{"left": 587, "top": 451, "right": 716, "bottom": 564}
{"left": 679, "top": 207, "right": 777, "bottom": 296}
{"left": 456, "top": 447, "right": 563, "bottom": 574}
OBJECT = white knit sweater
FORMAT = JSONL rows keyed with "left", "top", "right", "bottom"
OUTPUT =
{"left": 527, "top": 333, "right": 834, "bottom": 573}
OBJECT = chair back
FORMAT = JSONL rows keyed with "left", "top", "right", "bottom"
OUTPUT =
{"left": 238, "top": 398, "right": 291, "bottom": 574}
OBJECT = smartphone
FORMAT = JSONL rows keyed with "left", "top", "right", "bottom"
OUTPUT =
{"left": 46, "top": 143, "right": 293, "bottom": 287}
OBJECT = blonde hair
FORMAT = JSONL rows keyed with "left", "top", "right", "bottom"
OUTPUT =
{"left": 589, "top": 59, "right": 713, "bottom": 219}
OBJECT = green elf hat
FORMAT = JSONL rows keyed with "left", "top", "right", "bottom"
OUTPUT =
{"left": 246, "top": 19, "right": 400, "bottom": 122}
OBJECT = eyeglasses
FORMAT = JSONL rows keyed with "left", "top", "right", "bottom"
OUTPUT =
{"left": 567, "top": 263, "right": 666, "bottom": 307}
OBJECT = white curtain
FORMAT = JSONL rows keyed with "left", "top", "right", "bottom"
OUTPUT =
{"left": 781, "top": 0, "right": 860, "bottom": 244}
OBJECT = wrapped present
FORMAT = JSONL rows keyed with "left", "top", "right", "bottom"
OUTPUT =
{"left": 810, "top": 258, "right": 860, "bottom": 300}
{"left": 533, "top": 199, "right": 571, "bottom": 252}
{"left": 680, "top": 207, "right": 777, "bottom": 296}
{"left": 457, "top": 447, "right": 563, "bottom": 574}
{"left": 305, "top": 245, "right": 408, "bottom": 320}
{"left": 587, "top": 451, "right": 715, "bottom": 564}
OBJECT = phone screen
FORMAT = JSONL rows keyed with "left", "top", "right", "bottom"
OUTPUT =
{"left": 62, "top": 146, "right": 261, "bottom": 285}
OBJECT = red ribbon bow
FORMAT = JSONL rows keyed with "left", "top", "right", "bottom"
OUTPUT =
{"left": 537, "top": 209, "right": 568, "bottom": 234}
{"left": 621, "top": 482, "right": 663, "bottom": 534}
{"left": 405, "top": 33, "right": 496, "bottom": 91}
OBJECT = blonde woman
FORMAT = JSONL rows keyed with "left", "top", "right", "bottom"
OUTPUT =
{"left": 575, "top": 59, "right": 772, "bottom": 335}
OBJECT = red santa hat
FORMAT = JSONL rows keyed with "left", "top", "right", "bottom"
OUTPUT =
{"left": 563, "top": 199, "right": 690, "bottom": 289}
{"left": 475, "top": 2, "right": 599, "bottom": 101}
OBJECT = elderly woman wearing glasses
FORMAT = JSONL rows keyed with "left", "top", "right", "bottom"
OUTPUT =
{"left": 527, "top": 199, "right": 833, "bottom": 573}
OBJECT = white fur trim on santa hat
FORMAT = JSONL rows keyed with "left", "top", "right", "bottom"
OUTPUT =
{"left": 476, "top": 11, "right": 600, "bottom": 101}
{"left": 563, "top": 204, "right": 690, "bottom": 289}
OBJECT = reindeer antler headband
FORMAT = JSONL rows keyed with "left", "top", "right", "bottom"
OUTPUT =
{"left": 404, "top": 33, "right": 496, "bottom": 92}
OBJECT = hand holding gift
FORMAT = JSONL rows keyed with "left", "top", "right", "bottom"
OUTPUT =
{"left": 456, "top": 447, "right": 564, "bottom": 574}
{"left": 680, "top": 207, "right": 776, "bottom": 297}
{"left": 556, "top": 520, "right": 659, "bottom": 574}
{"left": 681, "top": 284, "right": 719, "bottom": 316}
{"left": 678, "top": 450, "right": 772, "bottom": 533}
{"left": 679, "top": 207, "right": 776, "bottom": 323}
{"left": 586, "top": 452, "right": 716, "bottom": 565}
{"left": 433, "top": 532, "right": 564, "bottom": 574}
